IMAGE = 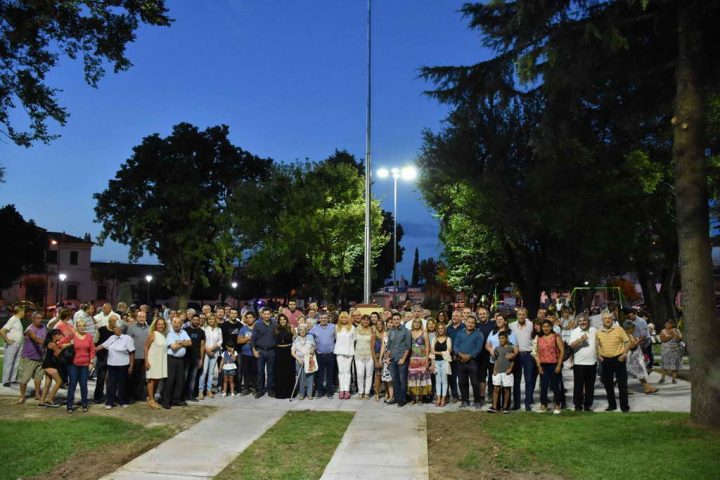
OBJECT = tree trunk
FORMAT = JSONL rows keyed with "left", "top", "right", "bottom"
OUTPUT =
{"left": 673, "top": 3, "right": 720, "bottom": 427}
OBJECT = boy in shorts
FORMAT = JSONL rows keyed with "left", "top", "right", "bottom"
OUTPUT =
{"left": 490, "top": 331, "right": 514, "bottom": 413}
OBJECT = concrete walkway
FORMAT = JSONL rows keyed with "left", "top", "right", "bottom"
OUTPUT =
{"left": 1, "top": 367, "right": 691, "bottom": 480}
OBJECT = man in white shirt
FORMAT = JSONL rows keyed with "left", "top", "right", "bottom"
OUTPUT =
{"left": 94, "top": 303, "right": 118, "bottom": 329}
{"left": 568, "top": 314, "right": 598, "bottom": 411}
{"left": 1, "top": 304, "right": 26, "bottom": 385}
{"left": 404, "top": 305, "right": 427, "bottom": 330}
{"left": 509, "top": 307, "right": 536, "bottom": 411}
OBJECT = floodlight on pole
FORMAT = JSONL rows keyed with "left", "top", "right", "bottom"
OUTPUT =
{"left": 58, "top": 273, "right": 67, "bottom": 304}
{"left": 376, "top": 165, "right": 418, "bottom": 306}
{"left": 363, "top": 0, "right": 373, "bottom": 304}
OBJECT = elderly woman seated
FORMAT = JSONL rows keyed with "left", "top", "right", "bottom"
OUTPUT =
{"left": 95, "top": 317, "right": 136, "bottom": 409}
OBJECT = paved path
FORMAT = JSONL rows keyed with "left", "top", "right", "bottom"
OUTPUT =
{"left": 1, "top": 367, "right": 691, "bottom": 480}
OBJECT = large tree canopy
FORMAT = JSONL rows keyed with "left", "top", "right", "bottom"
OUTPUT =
{"left": 0, "top": 204, "right": 45, "bottom": 290}
{"left": 238, "top": 151, "right": 390, "bottom": 303}
{"left": 0, "top": 0, "right": 171, "bottom": 146}
{"left": 421, "top": 0, "right": 720, "bottom": 426}
{"left": 94, "top": 122, "right": 272, "bottom": 308}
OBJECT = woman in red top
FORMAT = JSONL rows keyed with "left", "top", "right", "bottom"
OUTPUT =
{"left": 534, "top": 320, "right": 564, "bottom": 414}
{"left": 59, "top": 318, "right": 95, "bottom": 413}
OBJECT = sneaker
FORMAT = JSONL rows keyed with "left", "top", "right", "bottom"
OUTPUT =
{"left": 82, "top": 406, "right": 89, "bottom": 412}
{"left": 538, "top": 406, "right": 547, "bottom": 413}
{"left": 326, "top": 393, "right": 333, "bottom": 399}
{"left": 221, "top": 392, "right": 227, "bottom": 398}
{"left": 298, "top": 395, "right": 306, "bottom": 400}
{"left": 268, "top": 392, "right": 276, "bottom": 398}
{"left": 254, "top": 391, "right": 264, "bottom": 399}
{"left": 105, "top": 405, "right": 112, "bottom": 410}
{"left": 525, "top": 406, "right": 532, "bottom": 412}
{"left": 231, "top": 392, "right": 236, "bottom": 397}
{"left": 308, "top": 396, "right": 314, "bottom": 400}
{"left": 460, "top": 402, "right": 470, "bottom": 408}
{"left": 240, "top": 389, "right": 250, "bottom": 396}
{"left": 487, "top": 407, "right": 497, "bottom": 413}
{"left": 604, "top": 407, "right": 617, "bottom": 412}
{"left": 121, "top": 404, "right": 129, "bottom": 408}
{"left": 45, "top": 402, "right": 60, "bottom": 408}
{"left": 472, "top": 402, "right": 483, "bottom": 410}
{"left": 553, "top": 409, "right": 561, "bottom": 415}
{"left": 671, "top": 379, "right": 677, "bottom": 384}
{"left": 503, "top": 409, "right": 510, "bottom": 415}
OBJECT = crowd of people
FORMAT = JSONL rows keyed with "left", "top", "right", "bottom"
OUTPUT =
{"left": 0, "top": 299, "right": 685, "bottom": 415}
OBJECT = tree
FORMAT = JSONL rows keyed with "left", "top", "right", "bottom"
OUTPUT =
{"left": 0, "top": 0, "right": 171, "bottom": 147}
{"left": 374, "top": 210, "right": 404, "bottom": 289}
{"left": 0, "top": 205, "right": 46, "bottom": 289}
{"left": 411, "top": 248, "right": 420, "bottom": 287}
{"left": 94, "top": 123, "right": 272, "bottom": 308}
{"left": 239, "top": 152, "right": 389, "bottom": 303}
{"left": 422, "top": 0, "right": 720, "bottom": 426}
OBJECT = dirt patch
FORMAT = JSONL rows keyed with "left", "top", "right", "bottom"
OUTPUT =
{"left": 0, "top": 398, "right": 215, "bottom": 480}
{"left": 427, "top": 412, "right": 564, "bottom": 480}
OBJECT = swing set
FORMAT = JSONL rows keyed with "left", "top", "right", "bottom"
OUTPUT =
{"left": 569, "top": 286, "right": 628, "bottom": 312}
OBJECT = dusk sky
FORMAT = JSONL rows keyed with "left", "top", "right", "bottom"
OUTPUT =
{"left": 0, "top": 1, "right": 489, "bottom": 281}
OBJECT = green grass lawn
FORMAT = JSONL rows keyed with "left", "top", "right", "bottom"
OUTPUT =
{"left": 215, "top": 410, "right": 354, "bottom": 480}
{"left": 428, "top": 411, "right": 720, "bottom": 480}
{"left": 0, "top": 416, "right": 170, "bottom": 479}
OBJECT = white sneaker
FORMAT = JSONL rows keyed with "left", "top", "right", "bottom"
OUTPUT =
{"left": 221, "top": 392, "right": 226, "bottom": 397}
{"left": 231, "top": 392, "right": 236, "bottom": 397}
{"left": 553, "top": 409, "right": 561, "bottom": 415}
{"left": 105, "top": 405, "right": 112, "bottom": 410}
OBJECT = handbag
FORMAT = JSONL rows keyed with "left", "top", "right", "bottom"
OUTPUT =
{"left": 60, "top": 345, "right": 75, "bottom": 365}
{"left": 304, "top": 353, "right": 318, "bottom": 374}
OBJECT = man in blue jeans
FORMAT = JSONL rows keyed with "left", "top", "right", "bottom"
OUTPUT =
{"left": 309, "top": 312, "right": 336, "bottom": 398}
{"left": 385, "top": 312, "right": 411, "bottom": 407}
{"left": 250, "top": 308, "right": 276, "bottom": 398}
{"left": 446, "top": 310, "right": 465, "bottom": 402}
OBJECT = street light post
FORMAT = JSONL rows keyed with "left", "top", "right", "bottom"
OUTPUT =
{"left": 58, "top": 273, "right": 67, "bottom": 305}
{"left": 363, "top": 0, "right": 373, "bottom": 304}
{"left": 145, "top": 275, "right": 153, "bottom": 305}
{"left": 231, "top": 281, "right": 238, "bottom": 308}
{"left": 377, "top": 166, "right": 417, "bottom": 307}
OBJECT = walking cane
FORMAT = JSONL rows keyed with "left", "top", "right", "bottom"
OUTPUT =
{"left": 290, "top": 365, "right": 304, "bottom": 402}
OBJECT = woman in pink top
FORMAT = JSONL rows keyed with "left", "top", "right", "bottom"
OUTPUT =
{"left": 59, "top": 318, "right": 95, "bottom": 413}
{"left": 534, "top": 320, "right": 564, "bottom": 414}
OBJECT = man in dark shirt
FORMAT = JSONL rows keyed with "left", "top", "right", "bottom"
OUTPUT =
{"left": 251, "top": 308, "right": 277, "bottom": 398}
{"left": 385, "top": 312, "right": 412, "bottom": 407}
{"left": 184, "top": 314, "right": 206, "bottom": 401}
{"left": 93, "top": 315, "right": 116, "bottom": 404}
{"left": 475, "top": 307, "right": 497, "bottom": 402}
{"left": 446, "top": 310, "right": 465, "bottom": 402}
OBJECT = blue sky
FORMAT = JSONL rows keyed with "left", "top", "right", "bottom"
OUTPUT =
{"left": 0, "top": 1, "right": 488, "bottom": 281}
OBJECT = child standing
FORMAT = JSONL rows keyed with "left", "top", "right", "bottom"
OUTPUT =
{"left": 490, "top": 331, "right": 515, "bottom": 414}
{"left": 221, "top": 345, "right": 238, "bottom": 397}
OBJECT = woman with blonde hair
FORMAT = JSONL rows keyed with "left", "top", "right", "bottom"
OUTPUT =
{"left": 354, "top": 314, "right": 374, "bottom": 399}
{"left": 408, "top": 317, "right": 432, "bottom": 404}
{"left": 371, "top": 319, "right": 392, "bottom": 401}
{"left": 431, "top": 322, "right": 452, "bottom": 406}
{"left": 58, "top": 318, "right": 95, "bottom": 413}
{"left": 144, "top": 317, "right": 168, "bottom": 409}
{"left": 334, "top": 311, "right": 356, "bottom": 399}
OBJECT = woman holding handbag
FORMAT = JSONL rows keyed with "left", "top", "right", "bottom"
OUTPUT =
{"left": 291, "top": 324, "right": 316, "bottom": 399}
{"left": 58, "top": 319, "right": 95, "bottom": 413}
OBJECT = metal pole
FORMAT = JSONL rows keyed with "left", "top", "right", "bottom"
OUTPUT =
{"left": 393, "top": 175, "right": 398, "bottom": 307}
{"left": 147, "top": 282, "right": 150, "bottom": 305}
{"left": 363, "top": 0, "right": 372, "bottom": 304}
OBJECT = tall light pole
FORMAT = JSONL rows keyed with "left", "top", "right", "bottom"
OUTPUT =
{"left": 58, "top": 273, "right": 67, "bottom": 304}
{"left": 145, "top": 275, "right": 153, "bottom": 305}
{"left": 377, "top": 166, "right": 417, "bottom": 306}
{"left": 363, "top": 0, "right": 373, "bottom": 304}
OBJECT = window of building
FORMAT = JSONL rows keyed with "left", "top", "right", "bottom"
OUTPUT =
{"left": 70, "top": 251, "right": 79, "bottom": 265}
{"left": 97, "top": 285, "right": 108, "bottom": 300}
{"left": 66, "top": 284, "right": 78, "bottom": 300}
{"left": 46, "top": 250, "right": 57, "bottom": 264}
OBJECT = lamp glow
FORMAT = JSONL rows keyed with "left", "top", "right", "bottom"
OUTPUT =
{"left": 377, "top": 168, "right": 389, "bottom": 178}
{"left": 401, "top": 166, "right": 417, "bottom": 181}
{"left": 145, "top": 275, "right": 153, "bottom": 283}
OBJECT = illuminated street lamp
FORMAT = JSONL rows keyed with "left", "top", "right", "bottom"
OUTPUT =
{"left": 376, "top": 165, "right": 418, "bottom": 306}
{"left": 231, "top": 281, "right": 238, "bottom": 308}
{"left": 145, "top": 275, "right": 153, "bottom": 305}
{"left": 57, "top": 273, "right": 67, "bottom": 304}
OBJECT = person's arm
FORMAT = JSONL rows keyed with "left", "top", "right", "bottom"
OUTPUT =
{"left": 26, "top": 328, "right": 43, "bottom": 346}
{"left": 485, "top": 338, "right": 495, "bottom": 357}
{"left": 370, "top": 333, "right": 380, "bottom": 367}
{"left": 0, "top": 323, "right": 13, "bottom": 344}
{"left": 506, "top": 357, "right": 514, "bottom": 375}
{"left": 180, "top": 333, "right": 192, "bottom": 347}
{"left": 555, "top": 335, "right": 564, "bottom": 373}
{"left": 569, "top": 331, "right": 586, "bottom": 350}
{"left": 199, "top": 336, "right": 206, "bottom": 368}
{"left": 89, "top": 338, "right": 96, "bottom": 362}
{"left": 128, "top": 350, "right": 135, "bottom": 373}
{"left": 379, "top": 335, "right": 387, "bottom": 364}
{"left": 423, "top": 332, "right": 430, "bottom": 358}
{"left": 251, "top": 324, "right": 259, "bottom": 358}
{"left": 144, "top": 333, "right": 154, "bottom": 371}
{"left": 619, "top": 330, "right": 631, "bottom": 361}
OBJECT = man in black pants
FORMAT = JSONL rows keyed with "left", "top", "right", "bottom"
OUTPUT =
{"left": 126, "top": 311, "right": 150, "bottom": 402}
{"left": 251, "top": 308, "right": 277, "bottom": 398}
{"left": 238, "top": 312, "right": 257, "bottom": 395}
{"left": 597, "top": 311, "right": 630, "bottom": 412}
{"left": 161, "top": 317, "right": 192, "bottom": 409}
{"left": 183, "top": 314, "right": 205, "bottom": 401}
{"left": 569, "top": 314, "right": 598, "bottom": 411}
{"left": 475, "top": 307, "right": 496, "bottom": 403}
{"left": 452, "top": 315, "right": 485, "bottom": 409}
